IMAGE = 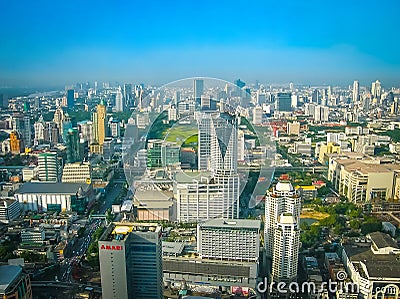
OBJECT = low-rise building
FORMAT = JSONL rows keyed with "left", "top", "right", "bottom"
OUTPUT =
{"left": 0, "top": 198, "right": 20, "bottom": 223}
{"left": 0, "top": 265, "right": 32, "bottom": 299}
{"left": 61, "top": 162, "right": 91, "bottom": 183}
{"left": 21, "top": 226, "right": 45, "bottom": 245}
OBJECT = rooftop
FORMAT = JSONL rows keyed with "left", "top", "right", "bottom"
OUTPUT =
{"left": 198, "top": 218, "right": 261, "bottom": 230}
{"left": 369, "top": 231, "right": 399, "bottom": 249}
{"left": 162, "top": 241, "right": 185, "bottom": 255}
{"left": 0, "top": 265, "right": 22, "bottom": 293}
{"left": 275, "top": 181, "right": 294, "bottom": 192}
{"left": 16, "top": 182, "right": 90, "bottom": 195}
{"left": 344, "top": 244, "right": 400, "bottom": 279}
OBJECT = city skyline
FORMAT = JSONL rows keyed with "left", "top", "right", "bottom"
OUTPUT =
{"left": 1, "top": 0, "right": 400, "bottom": 87}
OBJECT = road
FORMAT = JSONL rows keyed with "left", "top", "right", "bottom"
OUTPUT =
{"left": 58, "top": 182, "right": 125, "bottom": 282}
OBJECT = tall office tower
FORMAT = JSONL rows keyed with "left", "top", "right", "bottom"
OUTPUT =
{"left": 311, "top": 89, "right": 319, "bottom": 103}
{"left": 0, "top": 93, "right": 9, "bottom": 108}
{"left": 43, "top": 122, "right": 59, "bottom": 145}
{"left": 192, "top": 112, "right": 240, "bottom": 219}
{"left": 62, "top": 114, "right": 72, "bottom": 143}
{"left": 115, "top": 88, "right": 124, "bottom": 112}
{"left": 99, "top": 222, "right": 163, "bottom": 299}
{"left": 271, "top": 213, "right": 300, "bottom": 282}
{"left": 327, "top": 85, "right": 332, "bottom": 100}
{"left": 352, "top": 80, "right": 359, "bottom": 103}
{"left": 34, "top": 115, "right": 45, "bottom": 145}
{"left": 38, "top": 152, "right": 60, "bottom": 182}
{"left": 194, "top": 79, "right": 204, "bottom": 102}
{"left": 66, "top": 128, "right": 81, "bottom": 163}
{"left": 371, "top": 80, "right": 382, "bottom": 100}
{"left": 275, "top": 92, "right": 292, "bottom": 112}
{"left": 94, "top": 100, "right": 106, "bottom": 145}
{"left": 253, "top": 106, "right": 263, "bottom": 125}
{"left": 53, "top": 106, "right": 64, "bottom": 137}
{"left": 314, "top": 105, "right": 329, "bottom": 122}
{"left": 22, "top": 115, "right": 32, "bottom": 148}
{"left": 198, "top": 112, "right": 238, "bottom": 174}
{"left": 10, "top": 131, "right": 22, "bottom": 154}
{"left": 265, "top": 180, "right": 301, "bottom": 280}
{"left": 289, "top": 82, "right": 294, "bottom": 91}
{"left": 123, "top": 83, "right": 132, "bottom": 106}
{"left": 67, "top": 89, "right": 74, "bottom": 109}
{"left": 174, "top": 90, "right": 181, "bottom": 105}
{"left": 79, "top": 121, "right": 95, "bottom": 144}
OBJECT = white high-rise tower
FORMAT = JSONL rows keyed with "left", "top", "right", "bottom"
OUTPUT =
{"left": 265, "top": 180, "right": 301, "bottom": 282}
{"left": 352, "top": 80, "right": 359, "bottom": 103}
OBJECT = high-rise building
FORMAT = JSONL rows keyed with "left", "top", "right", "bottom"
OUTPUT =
{"left": 253, "top": 106, "right": 263, "bottom": 125}
{"left": 43, "top": 122, "right": 59, "bottom": 145}
{"left": 271, "top": 213, "right": 300, "bottom": 282}
{"left": 62, "top": 113, "right": 72, "bottom": 143}
{"left": 194, "top": 79, "right": 204, "bottom": 102}
{"left": 176, "top": 112, "right": 239, "bottom": 221}
{"left": 34, "top": 115, "right": 45, "bottom": 145}
{"left": 10, "top": 131, "right": 22, "bottom": 154}
{"left": 22, "top": 115, "right": 31, "bottom": 148}
{"left": 275, "top": 92, "right": 292, "bottom": 112}
{"left": 94, "top": 100, "right": 106, "bottom": 145}
{"left": 371, "top": 80, "right": 382, "bottom": 100}
{"left": 353, "top": 80, "right": 359, "bottom": 103}
{"left": 98, "top": 222, "right": 163, "bottom": 299}
{"left": 265, "top": 180, "right": 301, "bottom": 282}
{"left": 109, "top": 119, "right": 120, "bottom": 138}
{"left": 197, "top": 218, "right": 261, "bottom": 262}
{"left": 67, "top": 89, "right": 74, "bottom": 109}
{"left": 115, "top": 88, "right": 124, "bottom": 112}
{"left": 38, "top": 152, "right": 60, "bottom": 182}
{"left": 53, "top": 107, "right": 64, "bottom": 136}
{"left": 66, "top": 128, "right": 81, "bottom": 163}
{"left": 123, "top": 83, "right": 132, "bottom": 106}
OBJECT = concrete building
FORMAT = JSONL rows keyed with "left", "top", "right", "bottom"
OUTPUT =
{"left": 271, "top": 213, "right": 300, "bottom": 282}
{"left": 317, "top": 142, "right": 341, "bottom": 164}
{"left": 0, "top": 265, "right": 32, "bottom": 299}
{"left": 21, "top": 226, "right": 45, "bottom": 244}
{"left": 252, "top": 106, "right": 263, "bottom": 125}
{"left": 342, "top": 232, "right": 400, "bottom": 299}
{"left": 38, "top": 152, "right": 60, "bottom": 182}
{"left": 265, "top": 181, "right": 301, "bottom": 282}
{"left": 197, "top": 219, "right": 261, "bottom": 262}
{"left": 15, "top": 182, "right": 90, "bottom": 213}
{"left": 0, "top": 198, "right": 20, "bottom": 223}
{"left": 98, "top": 222, "right": 163, "bottom": 299}
{"left": 275, "top": 92, "right": 292, "bottom": 112}
{"left": 61, "top": 162, "right": 91, "bottom": 183}
{"left": 328, "top": 158, "right": 400, "bottom": 203}
{"left": 287, "top": 121, "right": 300, "bottom": 136}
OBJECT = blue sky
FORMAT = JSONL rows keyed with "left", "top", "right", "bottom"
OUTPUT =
{"left": 1, "top": 0, "right": 399, "bottom": 87}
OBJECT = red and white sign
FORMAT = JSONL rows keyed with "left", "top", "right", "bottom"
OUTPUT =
{"left": 100, "top": 244, "right": 123, "bottom": 251}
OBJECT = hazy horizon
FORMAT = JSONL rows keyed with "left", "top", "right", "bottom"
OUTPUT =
{"left": 1, "top": 0, "right": 400, "bottom": 88}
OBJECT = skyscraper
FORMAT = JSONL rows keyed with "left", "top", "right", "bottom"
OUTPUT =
{"left": 123, "top": 83, "right": 132, "bottom": 106}
{"left": 67, "top": 89, "right": 75, "bottom": 109}
{"left": 66, "top": 128, "right": 81, "bottom": 163}
{"left": 115, "top": 88, "right": 124, "bottom": 112}
{"left": 272, "top": 213, "right": 300, "bottom": 282}
{"left": 275, "top": 92, "right": 292, "bottom": 112}
{"left": 93, "top": 100, "right": 106, "bottom": 145}
{"left": 176, "top": 111, "right": 240, "bottom": 221}
{"left": 38, "top": 152, "right": 60, "bottom": 182}
{"left": 353, "top": 80, "right": 359, "bottom": 102}
{"left": 371, "top": 80, "right": 382, "bottom": 100}
{"left": 194, "top": 79, "right": 204, "bottom": 102}
{"left": 34, "top": 115, "right": 45, "bottom": 145}
{"left": 98, "top": 222, "right": 163, "bottom": 299}
{"left": 265, "top": 180, "right": 301, "bottom": 282}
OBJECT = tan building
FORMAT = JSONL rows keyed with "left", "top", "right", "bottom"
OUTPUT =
{"left": 62, "top": 162, "right": 92, "bottom": 183}
{"left": 318, "top": 142, "right": 341, "bottom": 164}
{"left": 93, "top": 100, "right": 106, "bottom": 145}
{"left": 328, "top": 157, "right": 400, "bottom": 203}
{"left": 10, "top": 131, "right": 22, "bottom": 154}
{"left": 287, "top": 121, "right": 300, "bottom": 136}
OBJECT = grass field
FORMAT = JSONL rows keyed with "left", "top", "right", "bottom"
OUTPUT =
{"left": 165, "top": 123, "right": 198, "bottom": 145}
{"left": 300, "top": 208, "right": 330, "bottom": 221}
